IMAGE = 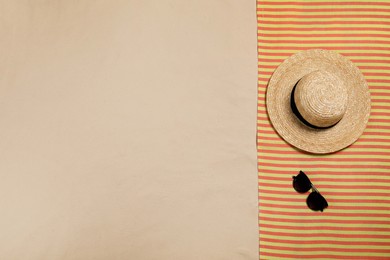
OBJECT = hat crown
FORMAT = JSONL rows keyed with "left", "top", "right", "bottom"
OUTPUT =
{"left": 294, "top": 70, "right": 348, "bottom": 128}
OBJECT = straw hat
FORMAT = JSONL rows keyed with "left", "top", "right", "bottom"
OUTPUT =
{"left": 266, "top": 49, "right": 371, "bottom": 154}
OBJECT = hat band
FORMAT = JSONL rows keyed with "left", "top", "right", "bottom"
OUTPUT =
{"left": 290, "top": 81, "right": 340, "bottom": 130}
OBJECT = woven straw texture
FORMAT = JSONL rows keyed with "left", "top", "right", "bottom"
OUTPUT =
{"left": 257, "top": 0, "right": 390, "bottom": 259}
{"left": 266, "top": 49, "right": 370, "bottom": 154}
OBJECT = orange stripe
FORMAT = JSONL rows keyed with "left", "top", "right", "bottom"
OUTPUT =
{"left": 259, "top": 189, "right": 390, "bottom": 197}
{"left": 259, "top": 204, "right": 390, "bottom": 212}
{"left": 258, "top": 116, "right": 390, "bottom": 122}
{"left": 258, "top": 2, "right": 390, "bottom": 6}
{"left": 258, "top": 96, "right": 390, "bottom": 103}
{"left": 259, "top": 65, "right": 390, "bottom": 70}
{"left": 262, "top": 224, "right": 390, "bottom": 233}
{"left": 259, "top": 79, "right": 390, "bottom": 85}
{"left": 257, "top": 7, "right": 390, "bottom": 11}
{"left": 262, "top": 238, "right": 390, "bottom": 247}
{"left": 259, "top": 156, "right": 390, "bottom": 163}
{"left": 258, "top": 122, "right": 390, "bottom": 129}
{"left": 262, "top": 244, "right": 390, "bottom": 254}
{"left": 260, "top": 181, "right": 390, "bottom": 190}
{"left": 261, "top": 209, "right": 390, "bottom": 218}
{"left": 259, "top": 200, "right": 390, "bottom": 208}
{"left": 258, "top": 135, "right": 390, "bottom": 142}
{"left": 260, "top": 252, "right": 389, "bottom": 260}
{"left": 262, "top": 14, "right": 390, "bottom": 19}
{"left": 260, "top": 175, "right": 390, "bottom": 183}
{"left": 258, "top": 46, "right": 390, "bottom": 51}
{"left": 258, "top": 34, "right": 390, "bottom": 39}
{"left": 260, "top": 230, "right": 390, "bottom": 239}
{"left": 258, "top": 51, "right": 390, "bottom": 57}
{"left": 261, "top": 40, "right": 390, "bottom": 45}
{"left": 258, "top": 142, "right": 390, "bottom": 150}
{"left": 258, "top": 149, "right": 390, "bottom": 156}
{"left": 258, "top": 77, "right": 390, "bottom": 84}
{"left": 257, "top": 70, "right": 390, "bottom": 76}
{"left": 259, "top": 26, "right": 390, "bottom": 31}
{"left": 259, "top": 169, "right": 390, "bottom": 176}
{"left": 259, "top": 162, "right": 390, "bottom": 169}
{"left": 260, "top": 21, "right": 390, "bottom": 25}
{"left": 259, "top": 59, "right": 390, "bottom": 66}
{"left": 260, "top": 8, "right": 390, "bottom": 12}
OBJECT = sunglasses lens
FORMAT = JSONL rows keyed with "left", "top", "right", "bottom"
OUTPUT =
{"left": 307, "top": 192, "right": 328, "bottom": 212}
{"left": 292, "top": 171, "right": 312, "bottom": 193}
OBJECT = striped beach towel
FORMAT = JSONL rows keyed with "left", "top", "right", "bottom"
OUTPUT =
{"left": 257, "top": 0, "right": 390, "bottom": 259}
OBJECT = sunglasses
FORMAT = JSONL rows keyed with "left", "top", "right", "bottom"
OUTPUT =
{"left": 292, "top": 171, "right": 328, "bottom": 212}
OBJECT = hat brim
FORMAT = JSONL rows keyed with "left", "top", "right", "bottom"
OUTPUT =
{"left": 266, "top": 49, "right": 371, "bottom": 154}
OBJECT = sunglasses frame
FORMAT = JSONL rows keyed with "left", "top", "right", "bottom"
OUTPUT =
{"left": 292, "top": 171, "right": 328, "bottom": 212}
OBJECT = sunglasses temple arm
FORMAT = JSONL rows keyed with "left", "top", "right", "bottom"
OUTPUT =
{"left": 311, "top": 183, "right": 320, "bottom": 193}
